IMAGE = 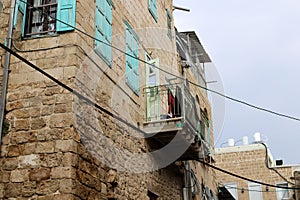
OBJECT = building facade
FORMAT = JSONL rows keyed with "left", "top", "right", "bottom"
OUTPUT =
{"left": 215, "top": 140, "right": 300, "bottom": 200}
{"left": 0, "top": 0, "right": 217, "bottom": 199}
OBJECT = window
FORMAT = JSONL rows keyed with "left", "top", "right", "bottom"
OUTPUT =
{"left": 95, "top": 0, "right": 112, "bottom": 64}
{"left": 224, "top": 182, "right": 239, "bottom": 200}
{"left": 148, "top": 0, "right": 157, "bottom": 21}
{"left": 248, "top": 182, "right": 263, "bottom": 200}
{"left": 276, "top": 183, "right": 290, "bottom": 200}
{"left": 166, "top": 9, "right": 172, "bottom": 39}
{"left": 14, "top": 0, "right": 76, "bottom": 37}
{"left": 125, "top": 22, "right": 139, "bottom": 95}
{"left": 200, "top": 109, "right": 210, "bottom": 145}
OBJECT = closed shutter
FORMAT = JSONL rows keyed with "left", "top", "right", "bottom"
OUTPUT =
{"left": 95, "top": 0, "right": 112, "bottom": 64}
{"left": 56, "top": 0, "right": 76, "bottom": 32}
{"left": 148, "top": 0, "right": 157, "bottom": 21}
{"left": 125, "top": 24, "right": 139, "bottom": 95}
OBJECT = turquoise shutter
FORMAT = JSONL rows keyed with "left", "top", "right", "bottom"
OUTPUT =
{"left": 95, "top": 0, "right": 112, "bottom": 64}
{"left": 13, "top": 0, "right": 20, "bottom": 28}
{"left": 56, "top": 0, "right": 76, "bottom": 32}
{"left": 207, "top": 120, "right": 211, "bottom": 146}
{"left": 148, "top": 0, "right": 157, "bottom": 21}
{"left": 13, "top": 0, "right": 26, "bottom": 28}
{"left": 21, "top": 0, "right": 27, "bottom": 37}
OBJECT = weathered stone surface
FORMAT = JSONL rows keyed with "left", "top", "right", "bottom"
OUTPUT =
{"left": 7, "top": 144, "right": 24, "bottom": 157}
{"left": 31, "top": 118, "right": 46, "bottom": 130}
{"left": 18, "top": 154, "right": 40, "bottom": 168}
{"left": 2, "top": 157, "right": 18, "bottom": 170}
{"left": 36, "top": 141, "right": 55, "bottom": 153}
{"left": 37, "top": 180, "right": 59, "bottom": 195}
{"left": 15, "top": 119, "right": 30, "bottom": 131}
{"left": 29, "top": 168, "right": 51, "bottom": 181}
{"left": 59, "top": 179, "right": 73, "bottom": 193}
{"left": 22, "top": 181, "right": 37, "bottom": 197}
{"left": 4, "top": 183, "right": 22, "bottom": 198}
{"left": 49, "top": 114, "right": 73, "bottom": 128}
{"left": 51, "top": 167, "right": 75, "bottom": 179}
{"left": 11, "top": 169, "right": 29, "bottom": 182}
{"left": 55, "top": 140, "right": 77, "bottom": 153}
{"left": 11, "top": 131, "right": 36, "bottom": 144}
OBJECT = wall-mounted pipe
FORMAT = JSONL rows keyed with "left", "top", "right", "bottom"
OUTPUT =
{"left": 0, "top": 0, "right": 16, "bottom": 145}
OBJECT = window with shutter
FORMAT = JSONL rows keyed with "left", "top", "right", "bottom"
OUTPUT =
{"left": 94, "top": 0, "right": 112, "bottom": 65}
{"left": 166, "top": 9, "right": 172, "bottom": 39}
{"left": 148, "top": 0, "right": 157, "bottom": 21}
{"left": 125, "top": 22, "right": 139, "bottom": 95}
{"left": 15, "top": 0, "right": 76, "bottom": 37}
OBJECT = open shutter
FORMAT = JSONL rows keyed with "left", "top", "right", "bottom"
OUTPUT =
{"left": 13, "top": 0, "right": 26, "bottom": 28}
{"left": 21, "top": 0, "right": 27, "bottom": 37}
{"left": 13, "top": 0, "right": 20, "bottom": 28}
{"left": 56, "top": 0, "right": 76, "bottom": 32}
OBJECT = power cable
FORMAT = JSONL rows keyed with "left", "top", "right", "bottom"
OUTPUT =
{"left": 197, "top": 159, "right": 299, "bottom": 190}
{"left": 1, "top": 42, "right": 300, "bottom": 192}
{"left": 222, "top": 184, "right": 277, "bottom": 193}
{"left": 0, "top": 42, "right": 146, "bottom": 137}
{"left": 260, "top": 142, "right": 295, "bottom": 185}
{"left": 17, "top": 0, "right": 300, "bottom": 123}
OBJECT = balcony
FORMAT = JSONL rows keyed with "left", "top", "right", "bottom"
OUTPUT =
{"left": 143, "top": 84, "right": 211, "bottom": 161}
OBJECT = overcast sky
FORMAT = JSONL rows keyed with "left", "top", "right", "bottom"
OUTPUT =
{"left": 173, "top": 0, "right": 300, "bottom": 165}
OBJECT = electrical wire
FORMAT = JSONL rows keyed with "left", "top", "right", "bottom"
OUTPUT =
{"left": 11, "top": 40, "right": 140, "bottom": 106}
{"left": 197, "top": 159, "right": 300, "bottom": 190}
{"left": 0, "top": 42, "right": 147, "bottom": 137}
{"left": 17, "top": 0, "right": 300, "bottom": 123}
{"left": 260, "top": 142, "right": 295, "bottom": 185}
{"left": 1, "top": 41, "right": 300, "bottom": 192}
{"left": 222, "top": 184, "right": 277, "bottom": 193}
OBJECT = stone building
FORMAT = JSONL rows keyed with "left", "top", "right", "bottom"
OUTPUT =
{"left": 215, "top": 136, "right": 300, "bottom": 200}
{"left": 0, "top": 0, "right": 217, "bottom": 199}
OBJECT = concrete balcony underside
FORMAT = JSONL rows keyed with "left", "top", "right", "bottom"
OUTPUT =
{"left": 143, "top": 118, "right": 210, "bottom": 161}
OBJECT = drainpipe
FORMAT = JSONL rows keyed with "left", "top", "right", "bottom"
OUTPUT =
{"left": 0, "top": 0, "right": 16, "bottom": 145}
{"left": 183, "top": 161, "right": 192, "bottom": 200}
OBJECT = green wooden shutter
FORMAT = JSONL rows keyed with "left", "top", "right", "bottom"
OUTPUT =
{"left": 125, "top": 24, "right": 139, "bottom": 95}
{"left": 56, "top": 0, "right": 76, "bottom": 32}
{"left": 21, "top": 0, "right": 27, "bottom": 37}
{"left": 148, "top": 0, "right": 157, "bottom": 21}
{"left": 13, "top": 0, "right": 26, "bottom": 28}
{"left": 95, "top": 0, "right": 112, "bottom": 64}
{"left": 13, "top": 0, "right": 20, "bottom": 28}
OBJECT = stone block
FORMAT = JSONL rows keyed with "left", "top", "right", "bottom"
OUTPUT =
{"left": 55, "top": 140, "right": 77, "bottom": 153}
{"left": 37, "top": 180, "right": 59, "bottom": 195}
{"left": 61, "top": 152, "right": 78, "bottom": 167}
{"left": 11, "top": 131, "right": 36, "bottom": 144}
{"left": 6, "top": 100, "right": 25, "bottom": 112}
{"left": 18, "top": 154, "right": 40, "bottom": 168}
{"left": 51, "top": 167, "right": 75, "bottom": 179}
{"left": 7, "top": 144, "right": 24, "bottom": 157}
{"left": 15, "top": 119, "right": 30, "bottom": 131}
{"left": 31, "top": 118, "right": 46, "bottom": 130}
{"left": 40, "top": 153, "right": 62, "bottom": 168}
{"left": 50, "top": 114, "right": 73, "bottom": 128}
{"left": 4, "top": 183, "right": 22, "bottom": 198}
{"left": 22, "top": 181, "right": 37, "bottom": 197}
{"left": 29, "top": 168, "right": 51, "bottom": 181}
{"left": 59, "top": 179, "right": 73, "bottom": 193}
{"left": 11, "top": 169, "right": 29, "bottom": 182}
{"left": 2, "top": 157, "right": 18, "bottom": 170}
{"left": 36, "top": 141, "right": 55, "bottom": 153}
{"left": 24, "top": 143, "right": 36, "bottom": 155}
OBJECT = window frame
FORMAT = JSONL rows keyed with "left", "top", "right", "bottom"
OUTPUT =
{"left": 248, "top": 181, "right": 263, "bottom": 200}
{"left": 276, "top": 182, "right": 290, "bottom": 200}
{"left": 14, "top": 0, "right": 76, "bottom": 38}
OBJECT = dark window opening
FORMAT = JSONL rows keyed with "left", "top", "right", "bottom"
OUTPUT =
{"left": 25, "top": 0, "right": 57, "bottom": 37}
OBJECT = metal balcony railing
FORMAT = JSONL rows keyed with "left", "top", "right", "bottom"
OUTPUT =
{"left": 143, "top": 84, "right": 210, "bottom": 145}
